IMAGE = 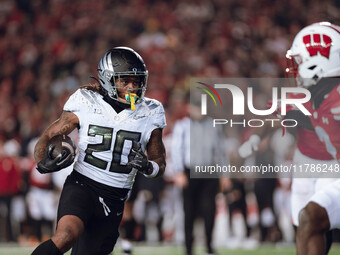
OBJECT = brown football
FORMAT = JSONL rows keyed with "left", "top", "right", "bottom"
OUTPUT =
{"left": 48, "top": 135, "right": 76, "bottom": 160}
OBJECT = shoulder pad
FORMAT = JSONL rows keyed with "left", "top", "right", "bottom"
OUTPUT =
{"left": 143, "top": 97, "right": 163, "bottom": 110}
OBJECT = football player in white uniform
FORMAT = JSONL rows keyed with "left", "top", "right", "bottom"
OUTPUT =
{"left": 31, "top": 47, "right": 166, "bottom": 255}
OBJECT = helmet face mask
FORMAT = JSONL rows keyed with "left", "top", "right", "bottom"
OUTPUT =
{"left": 286, "top": 22, "right": 340, "bottom": 88}
{"left": 286, "top": 50, "right": 314, "bottom": 87}
{"left": 98, "top": 47, "right": 148, "bottom": 105}
{"left": 286, "top": 50, "right": 300, "bottom": 78}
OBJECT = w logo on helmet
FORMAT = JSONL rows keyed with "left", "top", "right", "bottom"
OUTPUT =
{"left": 302, "top": 34, "right": 332, "bottom": 58}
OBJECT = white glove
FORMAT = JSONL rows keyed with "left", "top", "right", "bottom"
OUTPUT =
{"left": 238, "top": 134, "right": 261, "bottom": 158}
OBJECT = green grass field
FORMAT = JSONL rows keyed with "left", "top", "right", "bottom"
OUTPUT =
{"left": 1, "top": 243, "right": 340, "bottom": 255}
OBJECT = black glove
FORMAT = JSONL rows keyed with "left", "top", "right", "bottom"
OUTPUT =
{"left": 127, "top": 142, "right": 152, "bottom": 175}
{"left": 37, "top": 144, "right": 73, "bottom": 174}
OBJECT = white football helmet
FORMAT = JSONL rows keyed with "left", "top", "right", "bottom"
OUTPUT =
{"left": 286, "top": 22, "right": 340, "bottom": 87}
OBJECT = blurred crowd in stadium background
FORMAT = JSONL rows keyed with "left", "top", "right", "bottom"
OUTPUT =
{"left": 0, "top": 0, "right": 339, "bottom": 250}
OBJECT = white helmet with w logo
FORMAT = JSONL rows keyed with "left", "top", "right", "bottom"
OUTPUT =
{"left": 286, "top": 22, "right": 340, "bottom": 87}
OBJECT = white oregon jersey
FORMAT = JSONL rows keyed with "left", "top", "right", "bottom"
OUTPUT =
{"left": 63, "top": 89, "right": 166, "bottom": 189}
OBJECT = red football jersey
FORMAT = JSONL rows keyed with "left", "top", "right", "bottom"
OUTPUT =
{"left": 308, "top": 84, "right": 340, "bottom": 161}
{"left": 0, "top": 156, "right": 21, "bottom": 195}
{"left": 287, "top": 92, "right": 333, "bottom": 160}
{"left": 296, "top": 128, "right": 333, "bottom": 160}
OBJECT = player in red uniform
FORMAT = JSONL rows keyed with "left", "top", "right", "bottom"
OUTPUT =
{"left": 284, "top": 22, "right": 340, "bottom": 255}
{"left": 238, "top": 22, "right": 340, "bottom": 254}
{"left": 238, "top": 92, "right": 337, "bottom": 251}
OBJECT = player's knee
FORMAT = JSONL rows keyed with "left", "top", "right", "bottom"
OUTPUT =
{"left": 53, "top": 216, "right": 84, "bottom": 251}
{"left": 298, "top": 207, "right": 311, "bottom": 231}
{"left": 299, "top": 202, "right": 329, "bottom": 233}
{"left": 58, "top": 225, "right": 79, "bottom": 245}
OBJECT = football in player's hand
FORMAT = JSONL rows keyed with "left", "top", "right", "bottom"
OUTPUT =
{"left": 48, "top": 135, "right": 76, "bottom": 161}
